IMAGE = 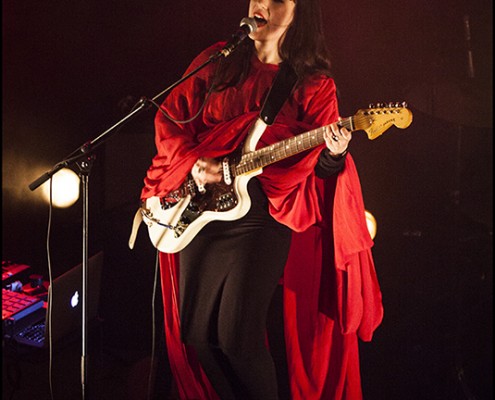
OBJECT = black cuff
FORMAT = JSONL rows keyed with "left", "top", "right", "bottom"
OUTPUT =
{"left": 329, "top": 149, "right": 348, "bottom": 161}
{"left": 315, "top": 148, "right": 347, "bottom": 178}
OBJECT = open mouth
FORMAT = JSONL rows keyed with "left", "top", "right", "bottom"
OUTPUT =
{"left": 253, "top": 15, "right": 267, "bottom": 27}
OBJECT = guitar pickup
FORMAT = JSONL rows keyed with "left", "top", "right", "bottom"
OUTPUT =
{"left": 222, "top": 157, "right": 232, "bottom": 185}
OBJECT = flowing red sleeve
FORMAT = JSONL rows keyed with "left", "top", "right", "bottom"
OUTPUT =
{"left": 252, "top": 78, "right": 383, "bottom": 399}
{"left": 282, "top": 155, "right": 384, "bottom": 400}
{"left": 140, "top": 42, "right": 241, "bottom": 200}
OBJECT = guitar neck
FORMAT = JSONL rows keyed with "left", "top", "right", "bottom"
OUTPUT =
{"left": 236, "top": 116, "right": 354, "bottom": 175}
{"left": 170, "top": 104, "right": 412, "bottom": 198}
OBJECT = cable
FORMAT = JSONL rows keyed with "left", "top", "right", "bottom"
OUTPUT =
{"left": 136, "top": 56, "right": 225, "bottom": 126}
{"left": 147, "top": 250, "right": 161, "bottom": 400}
{"left": 148, "top": 80, "right": 216, "bottom": 125}
{"left": 46, "top": 179, "right": 55, "bottom": 400}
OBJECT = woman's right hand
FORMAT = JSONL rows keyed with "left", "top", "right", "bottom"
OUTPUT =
{"left": 191, "top": 157, "right": 223, "bottom": 190}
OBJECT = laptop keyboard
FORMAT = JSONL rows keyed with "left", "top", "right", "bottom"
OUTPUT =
{"left": 16, "top": 321, "right": 46, "bottom": 346}
{"left": 2, "top": 288, "right": 44, "bottom": 322}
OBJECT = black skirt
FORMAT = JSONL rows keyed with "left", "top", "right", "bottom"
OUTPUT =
{"left": 179, "top": 177, "right": 292, "bottom": 353}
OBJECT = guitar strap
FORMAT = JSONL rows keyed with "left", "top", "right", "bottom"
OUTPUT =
{"left": 259, "top": 62, "right": 298, "bottom": 125}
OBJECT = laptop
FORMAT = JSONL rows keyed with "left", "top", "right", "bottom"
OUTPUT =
{"left": 12, "top": 251, "right": 104, "bottom": 349}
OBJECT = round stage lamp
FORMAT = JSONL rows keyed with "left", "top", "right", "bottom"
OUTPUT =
{"left": 41, "top": 168, "right": 80, "bottom": 208}
{"left": 365, "top": 210, "right": 377, "bottom": 239}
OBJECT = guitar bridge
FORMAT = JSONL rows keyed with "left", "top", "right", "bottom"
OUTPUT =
{"left": 160, "top": 177, "right": 199, "bottom": 210}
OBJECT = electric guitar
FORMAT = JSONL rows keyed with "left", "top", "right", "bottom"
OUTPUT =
{"left": 130, "top": 103, "right": 413, "bottom": 253}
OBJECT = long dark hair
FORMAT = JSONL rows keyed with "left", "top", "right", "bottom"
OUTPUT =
{"left": 214, "top": 0, "right": 332, "bottom": 91}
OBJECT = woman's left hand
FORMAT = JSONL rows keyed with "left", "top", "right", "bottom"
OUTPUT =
{"left": 323, "top": 121, "right": 352, "bottom": 158}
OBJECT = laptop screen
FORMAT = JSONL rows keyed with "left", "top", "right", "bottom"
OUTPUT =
{"left": 46, "top": 251, "right": 104, "bottom": 343}
{"left": 14, "top": 251, "right": 104, "bottom": 348}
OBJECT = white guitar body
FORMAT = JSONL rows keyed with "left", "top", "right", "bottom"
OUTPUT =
{"left": 138, "top": 118, "right": 267, "bottom": 253}
{"left": 129, "top": 104, "right": 413, "bottom": 254}
{"left": 143, "top": 171, "right": 261, "bottom": 253}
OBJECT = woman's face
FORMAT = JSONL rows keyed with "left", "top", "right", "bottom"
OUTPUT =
{"left": 248, "top": 0, "right": 296, "bottom": 43}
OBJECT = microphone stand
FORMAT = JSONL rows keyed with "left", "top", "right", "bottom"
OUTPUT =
{"left": 28, "top": 49, "right": 226, "bottom": 400}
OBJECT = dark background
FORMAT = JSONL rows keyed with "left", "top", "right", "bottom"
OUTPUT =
{"left": 3, "top": 0, "right": 492, "bottom": 399}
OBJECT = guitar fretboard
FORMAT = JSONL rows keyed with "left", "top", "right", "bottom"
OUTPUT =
{"left": 235, "top": 117, "right": 354, "bottom": 175}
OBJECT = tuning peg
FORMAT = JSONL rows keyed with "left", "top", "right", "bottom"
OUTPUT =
{"left": 368, "top": 103, "right": 375, "bottom": 108}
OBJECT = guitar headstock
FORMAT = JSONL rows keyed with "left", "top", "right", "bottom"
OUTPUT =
{"left": 353, "top": 102, "right": 413, "bottom": 140}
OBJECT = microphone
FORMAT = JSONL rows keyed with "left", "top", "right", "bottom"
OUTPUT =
{"left": 216, "top": 17, "right": 258, "bottom": 58}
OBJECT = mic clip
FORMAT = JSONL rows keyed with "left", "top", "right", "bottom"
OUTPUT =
{"left": 211, "top": 17, "right": 258, "bottom": 60}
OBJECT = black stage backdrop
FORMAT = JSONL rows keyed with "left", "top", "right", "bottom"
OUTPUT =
{"left": 3, "top": 1, "right": 492, "bottom": 399}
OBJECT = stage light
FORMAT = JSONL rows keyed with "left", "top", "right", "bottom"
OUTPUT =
{"left": 365, "top": 210, "right": 377, "bottom": 239}
{"left": 41, "top": 168, "right": 80, "bottom": 208}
